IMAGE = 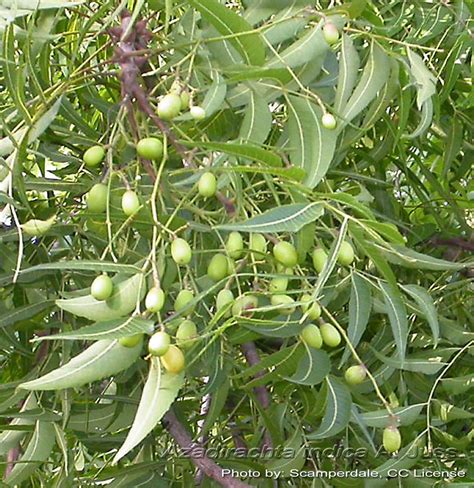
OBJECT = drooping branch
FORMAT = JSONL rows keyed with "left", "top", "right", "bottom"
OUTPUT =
{"left": 163, "top": 409, "right": 251, "bottom": 488}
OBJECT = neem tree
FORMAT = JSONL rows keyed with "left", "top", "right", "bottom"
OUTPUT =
{"left": 0, "top": 1, "right": 472, "bottom": 486}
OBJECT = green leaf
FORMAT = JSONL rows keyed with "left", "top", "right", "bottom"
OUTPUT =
{"left": 265, "top": 429, "right": 306, "bottom": 475}
{"left": 56, "top": 274, "right": 146, "bottom": 322}
{"left": 187, "top": 141, "right": 282, "bottom": 167}
{"left": 284, "top": 344, "right": 330, "bottom": 386}
{"left": 68, "top": 403, "right": 116, "bottom": 433}
{"left": 407, "top": 48, "right": 436, "bottom": 109}
{"left": 32, "top": 317, "right": 154, "bottom": 342}
{"left": 0, "top": 300, "right": 53, "bottom": 329}
{"left": 20, "top": 339, "right": 143, "bottom": 390}
{"left": 201, "top": 71, "right": 227, "bottom": 116}
{"left": 4, "top": 420, "right": 56, "bottom": 487}
{"left": 287, "top": 95, "right": 338, "bottom": 188}
{"left": 307, "top": 376, "right": 352, "bottom": 439}
{"left": 239, "top": 89, "right": 272, "bottom": 144}
{"left": 21, "top": 260, "right": 141, "bottom": 275}
{"left": 334, "top": 34, "right": 360, "bottom": 114}
{"left": 265, "top": 22, "right": 329, "bottom": 69}
{"left": 379, "top": 282, "right": 408, "bottom": 364}
{"left": 341, "top": 42, "right": 390, "bottom": 124}
{"left": 375, "top": 435, "right": 425, "bottom": 478}
{"left": 188, "top": 0, "right": 265, "bottom": 65}
{"left": 199, "top": 376, "right": 230, "bottom": 437}
{"left": 341, "top": 272, "right": 372, "bottom": 365}
{"left": 370, "top": 347, "right": 448, "bottom": 374}
{"left": 441, "top": 375, "right": 474, "bottom": 396}
{"left": 355, "top": 403, "right": 425, "bottom": 428}
{"left": 113, "top": 358, "right": 184, "bottom": 463}
{"left": 401, "top": 284, "right": 439, "bottom": 345}
{"left": 214, "top": 203, "right": 324, "bottom": 233}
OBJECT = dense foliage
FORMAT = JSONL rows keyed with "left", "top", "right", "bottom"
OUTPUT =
{"left": 0, "top": 1, "right": 472, "bottom": 487}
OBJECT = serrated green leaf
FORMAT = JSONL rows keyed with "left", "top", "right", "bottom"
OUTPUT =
{"left": 189, "top": 0, "right": 265, "bottom": 65}
{"left": 341, "top": 42, "right": 389, "bottom": 124}
{"left": 67, "top": 403, "right": 116, "bottom": 433}
{"left": 401, "top": 284, "right": 439, "bottom": 345}
{"left": 341, "top": 272, "right": 372, "bottom": 365}
{"left": 284, "top": 344, "right": 330, "bottom": 386}
{"left": 441, "top": 375, "right": 474, "bottom": 396}
{"left": 307, "top": 376, "right": 352, "bottom": 439}
{"left": 56, "top": 273, "right": 145, "bottom": 321}
{"left": 287, "top": 95, "right": 338, "bottom": 188}
{"left": 379, "top": 282, "right": 408, "bottom": 364}
{"left": 370, "top": 347, "right": 448, "bottom": 374}
{"left": 355, "top": 403, "right": 424, "bottom": 428}
{"left": 113, "top": 358, "right": 184, "bottom": 463}
{"left": 334, "top": 34, "right": 360, "bottom": 114}
{"left": 20, "top": 339, "right": 143, "bottom": 390}
{"left": 407, "top": 48, "right": 436, "bottom": 109}
{"left": 32, "top": 317, "right": 154, "bottom": 342}
{"left": 4, "top": 420, "right": 56, "bottom": 487}
{"left": 239, "top": 89, "right": 272, "bottom": 144}
{"left": 214, "top": 202, "right": 323, "bottom": 233}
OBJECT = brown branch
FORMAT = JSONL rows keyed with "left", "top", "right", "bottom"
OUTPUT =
{"left": 240, "top": 342, "right": 272, "bottom": 450}
{"left": 163, "top": 409, "right": 251, "bottom": 488}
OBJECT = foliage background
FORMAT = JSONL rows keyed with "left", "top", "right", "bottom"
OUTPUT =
{"left": 0, "top": 0, "right": 472, "bottom": 486}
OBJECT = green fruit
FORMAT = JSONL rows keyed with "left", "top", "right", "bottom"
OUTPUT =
{"left": 174, "top": 289, "right": 195, "bottom": 314}
{"left": 383, "top": 426, "right": 401, "bottom": 453}
{"left": 180, "top": 91, "right": 190, "bottom": 110}
{"left": 91, "top": 274, "right": 113, "bottom": 301}
{"left": 83, "top": 145, "right": 105, "bottom": 168}
{"left": 249, "top": 233, "right": 267, "bottom": 255}
{"left": 216, "top": 289, "right": 234, "bottom": 317}
{"left": 21, "top": 216, "right": 56, "bottom": 236}
{"left": 148, "top": 331, "right": 170, "bottom": 357}
{"left": 160, "top": 345, "right": 185, "bottom": 374}
{"left": 136, "top": 137, "right": 163, "bottom": 160}
{"left": 232, "top": 295, "right": 258, "bottom": 317}
{"left": 300, "top": 294, "right": 321, "bottom": 320}
{"left": 320, "top": 323, "right": 341, "bottom": 347}
{"left": 121, "top": 190, "right": 140, "bottom": 216}
{"left": 207, "top": 253, "right": 229, "bottom": 282}
{"left": 273, "top": 241, "right": 298, "bottom": 268}
{"left": 300, "top": 324, "right": 323, "bottom": 349}
{"left": 198, "top": 172, "right": 217, "bottom": 198}
{"left": 344, "top": 365, "right": 367, "bottom": 385}
{"left": 269, "top": 277, "right": 289, "bottom": 293}
{"left": 190, "top": 106, "right": 206, "bottom": 120}
{"left": 270, "top": 294, "right": 296, "bottom": 315}
{"left": 323, "top": 22, "right": 339, "bottom": 45}
{"left": 119, "top": 334, "right": 143, "bottom": 348}
{"left": 157, "top": 93, "right": 182, "bottom": 120}
{"left": 86, "top": 183, "right": 108, "bottom": 213}
{"left": 226, "top": 231, "right": 244, "bottom": 259}
{"left": 176, "top": 319, "right": 197, "bottom": 349}
{"left": 337, "top": 241, "right": 355, "bottom": 266}
{"left": 312, "top": 248, "right": 328, "bottom": 273}
{"left": 145, "top": 287, "right": 165, "bottom": 313}
{"left": 322, "top": 113, "right": 337, "bottom": 130}
{"left": 171, "top": 238, "right": 192, "bottom": 265}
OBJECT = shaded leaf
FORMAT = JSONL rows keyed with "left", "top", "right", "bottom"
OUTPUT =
{"left": 285, "top": 344, "right": 330, "bottom": 386}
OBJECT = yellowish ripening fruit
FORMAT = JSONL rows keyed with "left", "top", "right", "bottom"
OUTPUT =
{"left": 232, "top": 295, "right": 258, "bottom": 317}
{"left": 300, "top": 324, "right": 323, "bottom": 349}
{"left": 119, "top": 334, "right": 143, "bottom": 348}
{"left": 216, "top": 289, "right": 234, "bottom": 317}
{"left": 171, "top": 238, "right": 192, "bottom": 265}
{"left": 249, "top": 233, "right": 267, "bottom": 255}
{"left": 176, "top": 319, "right": 197, "bottom": 349}
{"left": 83, "top": 145, "right": 105, "bottom": 168}
{"left": 198, "top": 172, "right": 217, "bottom": 198}
{"left": 145, "top": 287, "right": 165, "bottom": 313}
{"left": 148, "top": 331, "right": 171, "bottom": 357}
{"left": 344, "top": 365, "right": 367, "bottom": 385}
{"left": 121, "top": 190, "right": 140, "bottom": 216}
{"left": 269, "top": 276, "right": 289, "bottom": 293}
{"left": 157, "top": 93, "right": 182, "bottom": 120}
{"left": 86, "top": 183, "right": 108, "bottom": 213}
{"left": 136, "top": 137, "right": 163, "bottom": 160}
{"left": 174, "top": 289, "right": 195, "bottom": 314}
{"left": 323, "top": 22, "right": 339, "bottom": 45}
{"left": 160, "top": 345, "right": 185, "bottom": 374}
{"left": 207, "top": 253, "right": 229, "bottom": 282}
{"left": 190, "top": 106, "right": 206, "bottom": 120}
{"left": 21, "top": 216, "right": 56, "bottom": 236}
{"left": 91, "top": 274, "right": 113, "bottom": 301}
{"left": 273, "top": 241, "right": 298, "bottom": 268}
{"left": 300, "top": 294, "right": 321, "bottom": 320}
{"left": 271, "top": 294, "right": 296, "bottom": 315}
{"left": 383, "top": 426, "right": 402, "bottom": 453}
{"left": 320, "top": 322, "right": 341, "bottom": 347}
{"left": 226, "top": 231, "right": 244, "bottom": 259}
{"left": 312, "top": 248, "right": 328, "bottom": 273}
